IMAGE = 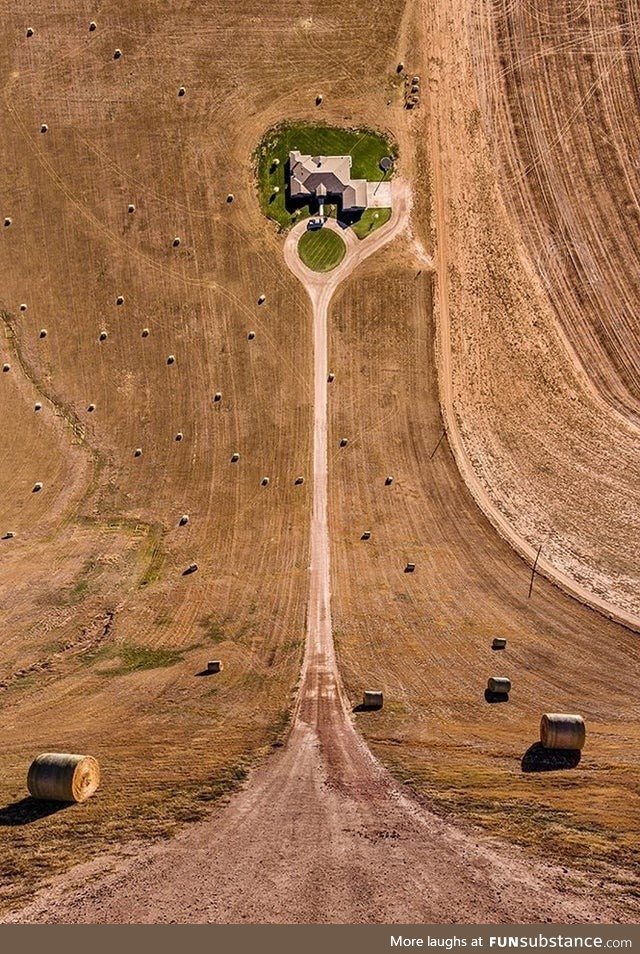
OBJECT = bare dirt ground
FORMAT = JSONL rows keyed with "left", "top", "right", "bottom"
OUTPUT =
{"left": 1, "top": 0, "right": 639, "bottom": 924}
{"left": 7, "top": 209, "right": 632, "bottom": 925}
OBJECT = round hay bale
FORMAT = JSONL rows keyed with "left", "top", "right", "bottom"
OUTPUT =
{"left": 87, "top": 403, "right": 95, "bottom": 412}
{"left": 2, "top": 363, "right": 10, "bottom": 372}
{"left": 178, "top": 86, "right": 186, "bottom": 97}
{"left": 226, "top": 193, "right": 234, "bottom": 203}
{"left": 4, "top": 217, "right": 12, "bottom": 227}
{"left": 492, "top": 637, "right": 507, "bottom": 650}
{"left": 295, "top": 475, "right": 304, "bottom": 485}
{"left": 128, "top": 203, "right": 135, "bottom": 214}
{"left": 339, "top": 438, "right": 348, "bottom": 447}
{"left": 257, "top": 294, "right": 266, "bottom": 304}
{"left": 207, "top": 660, "right": 222, "bottom": 673}
{"left": 247, "top": 331, "right": 255, "bottom": 340}
{"left": 116, "top": 295, "right": 124, "bottom": 305}
{"left": 27, "top": 753, "right": 100, "bottom": 803}
{"left": 20, "top": 303, "right": 28, "bottom": 312}
{"left": 26, "top": 27, "right": 34, "bottom": 37}
{"left": 361, "top": 530, "right": 371, "bottom": 540}
{"left": 175, "top": 431, "right": 183, "bottom": 442}
{"left": 327, "top": 372, "right": 335, "bottom": 382}
{"left": 362, "top": 690, "right": 383, "bottom": 710}
{"left": 40, "top": 123, "right": 48, "bottom": 134}
{"left": 167, "top": 354, "right": 175, "bottom": 364}
{"left": 404, "top": 562, "right": 416, "bottom": 572}
{"left": 213, "top": 391, "right": 222, "bottom": 402}
{"left": 231, "top": 452, "right": 240, "bottom": 463}
{"left": 184, "top": 562, "right": 198, "bottom": 575}
{"left": 179, "top": 514, "right": 189, "bottom": 526}
{"left": 32, "top": 481, "right": 43, "bottom": 492}
{"left": 34, "top": 402, "right": 42, "bottom": 411}
{"left": 385, "top": 475, "right": 393, "bottom": 486}
{"left": 272, "top": 186, "right": 280, "bottom": 195}
{"left": 39, "top": 329, "right": 47, "bottom": 338}
{"left": 172, "top": 236, "right": 181, "bottom": 247}
{"left": 261, "top": 477, "right": 269, "bottom": 486}
{"left": 89, "top": 21, "right": 97, "bottom": 31}
{"left": 316, "top": 93, "right": 323, "bottom": 105}
{"left": 141, "top": 328, "right": 149, "bottom": 337}
{"left": 134, "top": 448, "right": 142, "bottom": 458}
{"left": 113, "top": 48, "right": 122, "bottom": 60}
{"left": 3, "top": 531, "right": 16, "bottom": 539}
{"left": 99, "top": 330, "right": 108, "bottom": 341}
{"left": 397, "top": 62, "right": 404, "bottom": 73}
{"left": 540, "top": 714, "right": 586, "bottom": 751}
{"left": 487, "top": 676, "right": 511, "bottom": 694}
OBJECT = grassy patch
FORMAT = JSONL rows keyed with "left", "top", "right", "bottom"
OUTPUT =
{"left": 198, "top": 614, "right": 228, "bottom": 643}
{"left": 81, "top": 644, "right": 184, "bottom": 676}
{"left": 352, "top": 207, "right": 391, "bottom": 239}
{"left": 138, "top": 534, "right": 165, "bottom": 588}
{"left": 255, "top": 122, "right": 395, "bottom": 230}
{"left": 298, "top": 228, "right": 346, "bottom": 272}
{"left": 374, "top": 745, "right": 640, "bottom": 886}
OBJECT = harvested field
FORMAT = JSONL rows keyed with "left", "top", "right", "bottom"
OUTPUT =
{"left": 0, "top": 0, "right": 366, "bottom": 909}
{"left": 329, "top": 258, "right": 640, "bottom": 890}
{"left": 424, "top": 0, "right": 640, "bottom": 626}
{"left": 468, "top": 0, "right": 640, "bottom": 425}
{"left": 0, "top": 0, "right": 638, "bottom": 925}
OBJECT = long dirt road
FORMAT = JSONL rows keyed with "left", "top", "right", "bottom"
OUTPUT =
{"left": 5, "top": 191, "right": 629, "bottom": 924}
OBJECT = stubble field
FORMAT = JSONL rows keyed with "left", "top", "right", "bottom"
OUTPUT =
{"left": 0, "top": 0, "right": 638, "bottom": 918}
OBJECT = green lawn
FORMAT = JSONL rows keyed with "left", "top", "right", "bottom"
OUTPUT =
{"left": 298, "top": 228, "right": 346, "bottom": 272}
{"left": 255, "top": 122, "right": 396, "bottom": 230}
{"left": 351, "top": 207, "right": 392, "bottom": 239}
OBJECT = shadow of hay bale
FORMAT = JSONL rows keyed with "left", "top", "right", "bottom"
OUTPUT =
{"left": 484, "top": 689, "right": 509, "bottom": 704}
{"left": 0, "top": 796, "right": 70, "bottom": 826}
{"left": 521, "top": 742, "right": 581, "bottom": 773}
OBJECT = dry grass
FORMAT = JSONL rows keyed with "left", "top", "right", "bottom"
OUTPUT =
{"left": 329, "top": 257, "right": 640, "bottom": 900}
{"left": 0, "top": 0, "right": 638, "bottom": 917}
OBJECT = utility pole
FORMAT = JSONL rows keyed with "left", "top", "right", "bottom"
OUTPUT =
{"left": 429, "top": 429, "right": 446, "bottom": 460}
{"left": 528, "top": 542, "right": 544, "bottom": 599}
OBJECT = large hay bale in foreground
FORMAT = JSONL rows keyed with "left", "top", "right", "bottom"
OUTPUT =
{"left": 540, "top": 713, "right": 586, "bottom": 750}
{"left": 27, "top": 753, "right": 100, "bottom": 803}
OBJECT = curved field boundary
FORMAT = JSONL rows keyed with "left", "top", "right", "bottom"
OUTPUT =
{"left": 426, "top": 0, "right": 640, "bottom": 634}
